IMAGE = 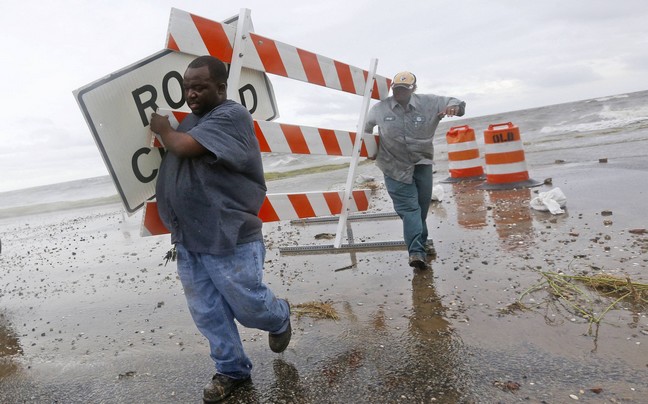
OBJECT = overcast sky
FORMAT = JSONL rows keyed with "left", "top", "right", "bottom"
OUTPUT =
{"left": 1, "top": 0, "right": 647, "bottom": 192}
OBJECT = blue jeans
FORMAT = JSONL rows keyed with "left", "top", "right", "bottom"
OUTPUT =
{"left": 175, "top": 241, "right": 290, "bottom": 379}
{"left": 384, "top": 164, "right": 433, "bottom": 256}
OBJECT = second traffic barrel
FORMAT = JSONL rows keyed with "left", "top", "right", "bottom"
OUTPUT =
{"left": 478, "top": 122, "right": 541, "bottom": 190}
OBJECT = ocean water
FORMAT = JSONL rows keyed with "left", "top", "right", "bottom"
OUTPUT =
{"left": 1, "top": 89, "right": 647, "bottom": 219}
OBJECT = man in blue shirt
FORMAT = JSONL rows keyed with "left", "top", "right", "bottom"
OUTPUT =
{"left": 150, "top": 55, "right": 291, "bottom": 402}
{"left": 365, "top": 71, "right": 465, "bottom": 270}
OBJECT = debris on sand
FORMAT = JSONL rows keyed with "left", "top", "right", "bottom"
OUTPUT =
{"left": 118, "top": 371, "right": 137, "bottom": 379}
{"left": 492, "top": 380, "right": 521, "bottom": 392}
{"left": 518, "top": 271, "right": 648, "bottom": 333}
{"left": 292, "top": 301, "right": 339, "bottom": 320}
{"left": 498, "top": 301, "right": 528, "bottom": 315}
{"left": 362, "top": 181, "right": 381, "bottom": 193}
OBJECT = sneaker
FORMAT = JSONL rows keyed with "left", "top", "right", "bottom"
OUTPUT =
{"left": 203, "top": 373, "right": 250, "bottom": 403}
{"left": 409, "top": 254, "right": 428, "bottom": 270}
{"left": 269, "top": 300, "right": 291, "bottom": 353}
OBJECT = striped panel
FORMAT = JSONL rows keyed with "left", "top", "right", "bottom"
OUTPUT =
{"left": 166, "top": 8, "right": 390, "bottom": 99}
{"left": 153, "top": 112, "right": 374, "bottom": 158}
{"left": 280, "top": 124, "right": 310, "bottom": 154}
{"left": 167, "top": 9, "right": 218, "bottom": 58}
{"left": 318, "top": 129, "right": 343, "bottom": 155}
{"left": 141, "top": 190, "right": 372, "bottom": 236}
{"left": 262, "top": 190, "right": 371, "bottom": 221}
{"left": 253, "top": 120, "right": 369, "bottom": 157}
{"left": 334, "top": 60, "right": 357, "bottom": 94}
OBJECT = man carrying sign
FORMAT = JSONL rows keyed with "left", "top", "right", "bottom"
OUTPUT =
{"left": 150, "top": 55, "right": 291, "bottom": 402}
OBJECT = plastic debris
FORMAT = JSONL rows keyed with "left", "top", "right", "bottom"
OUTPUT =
{"left": 530, "top": 187, "right": 567, "bottom": 214}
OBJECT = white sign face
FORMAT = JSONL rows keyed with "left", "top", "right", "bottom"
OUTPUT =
{"left": 74, "top": 49, "right": 278, "bottom": 213}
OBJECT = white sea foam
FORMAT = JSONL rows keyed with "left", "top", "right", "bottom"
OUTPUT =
{"left": 593, "top": 94, "right": 629, "bottom": 102}
{"left": 540, "top": 104, "right": 648, "bottom": 135}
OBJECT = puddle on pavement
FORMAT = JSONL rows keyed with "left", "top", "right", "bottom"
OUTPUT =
{"left": 0, "top": 313, "right": 22, "bottom": 379}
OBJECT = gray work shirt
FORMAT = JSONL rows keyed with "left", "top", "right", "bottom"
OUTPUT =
{"left": 365, "top": 93, "right": 465, "bottom": 183}
{"left": 155, "top": 100, "right": 266, "bottom": 255}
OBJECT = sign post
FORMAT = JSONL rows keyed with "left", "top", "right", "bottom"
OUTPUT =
{"left": 227, "top": 8, "right": 253, "bottom": 102}
{"left": 334, "top": 58, "right": 378, "bottom": 248}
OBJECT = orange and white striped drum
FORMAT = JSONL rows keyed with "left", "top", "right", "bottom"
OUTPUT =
{"left": 441, "top": 125, "right": 485, "bottom": 183}
{"left": 478, "top": 122, "right": 541, "bottom": 190}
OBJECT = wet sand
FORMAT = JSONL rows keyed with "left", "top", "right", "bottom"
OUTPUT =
{"left": 1, "top": 139, "right": 647, "bottom": 403}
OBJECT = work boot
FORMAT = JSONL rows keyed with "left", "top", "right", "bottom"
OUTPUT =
{"left": 269, "top": 300, "right": 291, "bottom": 353}
{"left": 409, "top": 253, "right": 428, "bottom": 270}
{"left": 202, "top": 373, "right": 250, "bottom": 403}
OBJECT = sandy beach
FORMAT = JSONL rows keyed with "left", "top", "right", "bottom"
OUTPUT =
{"left": 1, "top": 124, "right": 647, "bottom": 403}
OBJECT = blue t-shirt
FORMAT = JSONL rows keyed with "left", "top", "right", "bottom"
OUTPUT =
{"left": 155, "top": 100, "right": 266, "bottom": 255}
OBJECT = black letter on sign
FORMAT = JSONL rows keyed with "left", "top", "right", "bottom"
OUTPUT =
{"left": 132, "top": 85, "right": 158, "bottom": 127}
{"left": 239, "top": 84, "right": 258, "bottom": 114}
{"left": 162, "top": 71, "right": 185, "bottom": 109}
{"left": 132, "top": 147, "right": 158, "bottom": 183}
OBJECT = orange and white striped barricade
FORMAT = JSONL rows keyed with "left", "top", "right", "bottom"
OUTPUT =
{"left": 441, "top": 125, "right": 485, "bottom": 183}
{"left": 156, "top": 9, "right": 388, "bottom": 249}
{"left": 478, "top": 122, "right": 541, "bottom": 190}
{"left": 141, "top": 190, "right": 371, "bottom": 236}
{"left": 255, "top": 120, "right": 378, "bottom": 158}
{"left": 142, "top": 108, "right": 375, "bottom": 237}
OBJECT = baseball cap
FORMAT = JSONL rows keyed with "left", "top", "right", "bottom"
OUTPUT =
{"left": 392, "top": 71, "right": 416, "bottom": 89}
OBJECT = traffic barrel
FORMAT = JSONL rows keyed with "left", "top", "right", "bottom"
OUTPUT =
{"left": 441, "top": 125, "right": 485, "bottom": 183}
{"left": 478, "top": 122, "right": 541, "bottom": 190}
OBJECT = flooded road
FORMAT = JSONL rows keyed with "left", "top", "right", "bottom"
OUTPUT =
{"left": 1, "top": 129, "right": 647, "bottom": 402}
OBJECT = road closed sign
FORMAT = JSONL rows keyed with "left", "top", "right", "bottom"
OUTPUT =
{"left": 74, "top": 49, "right": 278, "bottom": 214}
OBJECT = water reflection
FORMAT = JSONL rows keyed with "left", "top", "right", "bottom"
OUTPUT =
{"left": 268, "top": 359, "right": 307, "bottom": 402}
{"left": 488, "top": 188, "right": 536, "bottom": 250}
{"left": 0, "top": 314, "right": 22, "bottom": 379}
{"left": 307, "top": 270, "right": 469, "bottom": 402}
{"left": 451, "top": 182, "right": 488, "bottom": 230}
{"left": 402, "top": 269, "right": 465, "bottom": 401}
